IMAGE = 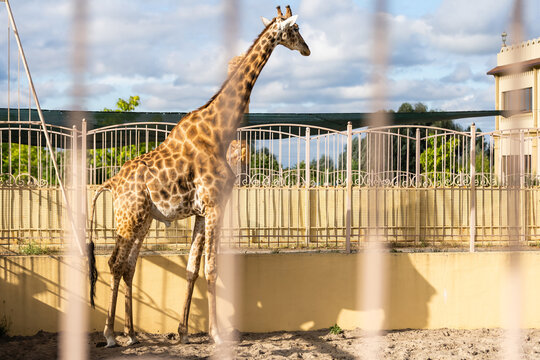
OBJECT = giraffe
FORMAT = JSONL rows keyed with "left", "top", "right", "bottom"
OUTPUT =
{"left": 227, "top": 138, "right": 250, "bottom": 183}
{"left": 87, "top": 5, "right": 310, "bottom": 347}
{"left": 226, "top": 54, "right": 251, "bottom": 182}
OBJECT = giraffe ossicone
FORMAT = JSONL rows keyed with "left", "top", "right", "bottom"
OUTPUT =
{"left": 87, "top": 5, "right": 310, "bottom": 348}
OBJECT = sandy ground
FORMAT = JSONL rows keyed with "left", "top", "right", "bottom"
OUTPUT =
{"left": 1, "top": 328, "right": 540, "bottom": 359}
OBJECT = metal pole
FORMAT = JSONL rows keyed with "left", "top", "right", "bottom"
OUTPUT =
{"left": 81, "top": 119, "right": 87, "bottom": 241}
{"left": 415, "top": 128, "right": 421, "bottom": 244}
{"left": 305, "top": 127, "right": 311, "bottom": 247}
{"left": 470, "top": 123, "right": 476, "bottom": 252}
{"left": 345, "top": 122, "right": 352, "bottom": 253}
{"left": 3, "top": 0, "right": 84, "bottom": 255}
{"left": 520, "top": 131, "right": 525, "bottom": 243}
{"left": 415, "top": 128, "right": 420, "bottom": 187}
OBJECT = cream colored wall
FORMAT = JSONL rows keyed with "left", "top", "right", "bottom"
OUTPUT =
{"left": 497, "top": 37, "right": 540, "bottom": 66}
{"left": 2, "top": 252, "right": 540, "bottom": 336}
{"left": 498, "top": 71, "right": 535, "bottom": 131}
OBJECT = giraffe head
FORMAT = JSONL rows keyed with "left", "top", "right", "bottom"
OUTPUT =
{"left": 261, "top": 5, "right": 311, "bottom": 56}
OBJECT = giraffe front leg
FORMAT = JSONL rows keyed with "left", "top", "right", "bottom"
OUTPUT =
{"left": 178, "top": 215, "right": 205, "bottom": 344}
{"left": 204, "top": 207, "right": 223, "bottom": 345}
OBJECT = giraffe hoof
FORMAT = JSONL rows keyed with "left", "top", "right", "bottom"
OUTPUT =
{"left": 212, "top": 334, "right": 224, "bottom": 345}
{"left": 104, "top": 339, "right": 118, "bottom": 348}
{"left": 126, "top": 336, "right": 139, "bottom": 346}
{"left": 178, "top": 333, "right": 190, "bottom": 344}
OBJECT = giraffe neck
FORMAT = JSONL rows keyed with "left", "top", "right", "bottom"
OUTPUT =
{"left": 205, "top": 22, "right": 279, "bottom": 150}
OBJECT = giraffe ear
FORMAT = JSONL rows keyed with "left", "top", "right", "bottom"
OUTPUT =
{"left": 278, "top": 15, "right": 298, "bottom": 30}
{"left": 261, "top": 17, "right": 271, "bottom": 27}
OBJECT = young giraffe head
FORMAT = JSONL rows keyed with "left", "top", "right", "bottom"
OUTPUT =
{"left": 261, "top": 5, "right": 311, "bottom": 56}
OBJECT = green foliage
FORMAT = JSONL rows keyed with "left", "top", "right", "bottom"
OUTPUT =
{"left": 19, "top": 242, "right": 54, "bottom": 255}
{"left": 1, "top": 143, "right": 62, "bottom": 185}
{"left": 250, "top": 147, "right": 280, "bottom": 172}
{"left": 310, "top": 155, "right": 335, "bottom": 173}
{"left": 249, "top": 147, "right": 280, "bottom": 184}
{"left": 398, "top": 102, "right": 414, "bottom": 113}
{"left": 420, "top": 136, "right": 462, "bottom": 175}
{"left": 329, "top": 323, "right": 343, "bottom": 335}
{"left": 89, "top": 95, "right": 151, "bottom": 182}
{"left": 103, "top": 95, "right": 140, "bottom": 112}
{"left": 397, "top": 102, "right": 429, "bottom": 113}
{"left": 88, "top": 142, "right": 157, "bottom": 182}
{"left": 97, "top": 95, "right": 141, "bottom": 127}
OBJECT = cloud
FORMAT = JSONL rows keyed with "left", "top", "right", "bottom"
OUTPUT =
{"left": 442, "top": 63, "right": 474, "bottom": 83}
{"left": 1, "top": 0, "right": 538, "bottom": 131}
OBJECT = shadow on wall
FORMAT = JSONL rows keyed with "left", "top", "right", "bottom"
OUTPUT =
{"left": 88, "top": 254, "right": 209, "bottom": 335}
{"left": 0, "top": 252, "right": 435, "bottom": 337}
{"left": 0, "top": 257, "right": 61, "bottom": 335}
{"left": 234, "top": 253, "right": 436, "bottom": 332}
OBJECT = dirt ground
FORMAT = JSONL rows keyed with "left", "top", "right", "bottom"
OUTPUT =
{"left": 1, "top": 328, "right": 540, "bottom": 359}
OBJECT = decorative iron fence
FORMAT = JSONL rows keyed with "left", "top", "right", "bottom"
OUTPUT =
{"left": 1, "top": 118, "right": 540, "bottom": 253}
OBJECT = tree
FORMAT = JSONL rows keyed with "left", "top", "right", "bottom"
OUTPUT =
{"left": 397, "top": 102, "right": 429, "bottom": 113}
{"left": 1, "top": 143, "right": 60, "bottom": 185}
{"left": 89, "top": 96, "right": 150, "bottom": 183}
{"left": 249, "top": 147, "right": 280, "bottom": 185}
{"left": 419, "top": 136, "right": 462, "bottom": 183}
{"left": 103, "top": 96, "right": 140, "bottom": 112}
{"left": 398, "top": 102, "right": 414, "bottom": 113}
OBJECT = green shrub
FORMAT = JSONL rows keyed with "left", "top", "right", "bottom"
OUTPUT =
{"left": 329, "top": 323, "right": 343, "bottom": 335}
{"left": 19, "top": 242, "right": 53, "bottom": 255}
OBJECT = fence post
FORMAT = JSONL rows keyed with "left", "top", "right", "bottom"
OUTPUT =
{"left": 469, "top": 123, "right": 476, "bottom": 252}
{"left": 346, "top": 122, "right": 352, "bottom": 253}
{"left": 520, "top": 131, "right": 526, "bottom": 243}
{"left": 81, "top": 119, "right": 87, "bottom": 234}
{"left": 415, "top": 128, "right": 421, "bottom": 187}
{"left": 305, "top": 127, "right": 311, "bottom": 247}
{"left": 415, "top": 128, "right": 421, "bottom": 245}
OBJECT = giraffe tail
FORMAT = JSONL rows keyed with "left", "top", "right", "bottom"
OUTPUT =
{"left": 88, "top": 180, "right": 113, "bottom": 308}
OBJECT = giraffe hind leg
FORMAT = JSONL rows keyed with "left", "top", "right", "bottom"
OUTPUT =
{"left": 100, "top": 243, "right": 120, "bottom": 347}
{"left": 204, "top": 207, "right": 223, "bottom": 345}
{"left": 123, "top": 267, "right": 139, "bottom": 346}
{"left": 123, "top": 233, "right": 147, "bottom": 346}
{"left": 178, "top": 215, "right": 205, "bottom": 343}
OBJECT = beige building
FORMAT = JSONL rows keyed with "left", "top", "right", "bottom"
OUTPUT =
{"left": 487, "top": 35, "right": 540, "bottom": 178}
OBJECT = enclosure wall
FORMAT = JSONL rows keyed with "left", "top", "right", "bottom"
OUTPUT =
{"left": 2, "top": 252, "right": 540, "bottom": 336}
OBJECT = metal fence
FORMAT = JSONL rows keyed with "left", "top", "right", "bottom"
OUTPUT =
{"left": 1, "top": 118, "right": 540, "bottom": 253}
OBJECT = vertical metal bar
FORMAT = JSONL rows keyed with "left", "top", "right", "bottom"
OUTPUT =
{"left": 520, "top": 131, "right": 525, "bottom": 243}
{"left": 415, "top": 128, "right": 420, "bottom": 187}
{"left": 470, "top": 123, "right": 476, "bottom": 252}
{"left": 346, "top": 122, "right": 352, "bottom": 253}
{"left": 305, "top": 127, "right": 311, "bottom": 247}
{"left": 27, "top": 125, "right": 30, "bottom": 178}
{"left": 81, "top": 119, "right": 87, "bottom": 222}
{"left": 415, "top": 128, "right": 421, "bottom": 244}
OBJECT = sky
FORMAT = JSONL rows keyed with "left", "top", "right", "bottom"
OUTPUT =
{"left": 0, "top": 0, "right": 539, "bottom": 132}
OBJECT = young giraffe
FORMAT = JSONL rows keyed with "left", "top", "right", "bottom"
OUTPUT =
{"left": 88, "top": 5, "right": 310, "bottom": 347}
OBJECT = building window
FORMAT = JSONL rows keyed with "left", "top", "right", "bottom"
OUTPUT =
{"left": 501, "top": 154, "right": 531, "bottom": 185}
{"left": 503, "top": 87, "right": 532, "bottom": 112}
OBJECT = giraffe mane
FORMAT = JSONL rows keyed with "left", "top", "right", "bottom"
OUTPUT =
{"left": 198, "top": 17, "right": 278, "bottom": 111}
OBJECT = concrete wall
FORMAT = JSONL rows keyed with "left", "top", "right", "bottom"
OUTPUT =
{"left": 2, "top": 252, "right": 540, "bottom": 336}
